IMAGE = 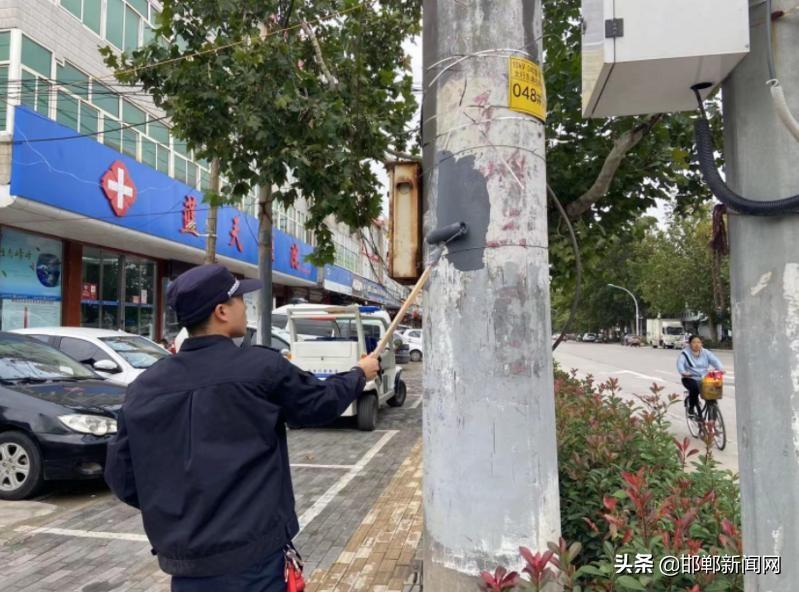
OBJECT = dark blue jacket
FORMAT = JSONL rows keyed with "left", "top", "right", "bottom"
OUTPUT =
{"left": 105, "top": 335, "right": 365, "bottom": 577}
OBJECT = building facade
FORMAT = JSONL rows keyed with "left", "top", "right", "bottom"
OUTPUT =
{"left": 0, "top": 0, "right": 406, "bottom": 340}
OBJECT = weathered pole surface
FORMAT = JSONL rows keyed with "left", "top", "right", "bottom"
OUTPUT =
{"left": 723, "top": 1, "right": 799, "bottom": 588}
{"left": 422, "top": 0, "right": 561, "bottom": 589}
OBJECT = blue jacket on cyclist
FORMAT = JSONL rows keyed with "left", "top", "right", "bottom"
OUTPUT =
{"left": 677, "top": 334, "right": 724, "bottom": 416}
{"left": 676, "top": 343, "right": 724, "bottom": 381}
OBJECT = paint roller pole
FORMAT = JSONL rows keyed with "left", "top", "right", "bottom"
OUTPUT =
{"left": 422, "top": 0, "right": 560, "bottom": 589}
{"left": 721, "top": 3, "right": 799, "bottom": 589}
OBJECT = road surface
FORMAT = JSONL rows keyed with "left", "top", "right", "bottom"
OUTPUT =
{"left": 554, "top": 342, "right": 739, "bottom": 472}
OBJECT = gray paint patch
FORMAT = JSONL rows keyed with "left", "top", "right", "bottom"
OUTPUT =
{"left": 435, "top": 151, "right": 490, "bottom": 272}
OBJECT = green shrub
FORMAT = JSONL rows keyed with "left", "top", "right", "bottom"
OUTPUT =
{"left": 480, "top": 369, "right": 742, "bottom": 592}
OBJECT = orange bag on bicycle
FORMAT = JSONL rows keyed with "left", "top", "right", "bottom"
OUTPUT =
{"left": 701, "top": 371, "right": 723, "bottom": 400}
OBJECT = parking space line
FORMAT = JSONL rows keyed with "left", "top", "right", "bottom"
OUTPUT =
{"left": 14, "top": 525, "right": 148, "bottom": 542}
{"left": 409, "top": 397, "right": 423, "bottom": 409}
{"left": 298, "top": 430, "right": 398, "bottom": 533}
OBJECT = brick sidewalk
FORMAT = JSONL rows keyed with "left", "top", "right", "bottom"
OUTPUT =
{"left": 307, "top": 441, "right": 423, "bottom": 592}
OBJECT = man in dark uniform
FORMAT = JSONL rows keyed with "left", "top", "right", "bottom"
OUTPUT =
{"left": 105, "top": 264, "right": 380, "bottom": 591}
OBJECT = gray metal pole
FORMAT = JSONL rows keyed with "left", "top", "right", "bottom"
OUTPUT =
{"left": 722, "top": 1, "right": 799, "bottom": 588}
{"left": 422, "top": 1, "right": 560, "bottom": 589}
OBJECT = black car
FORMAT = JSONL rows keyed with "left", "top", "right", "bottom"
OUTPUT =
{"left": 0, "top": 332, "right": 126, "bottom": 500}
{"left": 394, "top": 337, "right": 410, "bottom": 364}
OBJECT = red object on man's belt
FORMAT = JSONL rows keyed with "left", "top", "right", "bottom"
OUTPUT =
{"left": 285, "top": 546, "right": 305, "bottom": 592}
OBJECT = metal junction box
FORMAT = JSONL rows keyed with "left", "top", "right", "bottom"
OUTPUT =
{"left": 582, "top": 0, "right": 750, "bottom": 118}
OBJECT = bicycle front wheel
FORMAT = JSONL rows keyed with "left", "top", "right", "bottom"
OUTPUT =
{"left": 709, "top": 403, "right": 727, "bottom": 451}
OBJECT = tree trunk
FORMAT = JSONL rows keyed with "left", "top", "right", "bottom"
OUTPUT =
{"left": 204, "top": 158, "right": 221, "bottom": 264}
{"left": 258, "top": 183, "right": 274, "bottom": 346}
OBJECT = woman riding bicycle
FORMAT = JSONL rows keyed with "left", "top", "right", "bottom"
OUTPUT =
{"left": 677, "top": 334, "right": 724, "bottom": 420}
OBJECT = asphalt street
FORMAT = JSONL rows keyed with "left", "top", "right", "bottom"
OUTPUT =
{"left": 554, "top": 342, "right": 739, "bottom": 472}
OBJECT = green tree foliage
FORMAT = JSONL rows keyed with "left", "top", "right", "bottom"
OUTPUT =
{"left": 102, "top": 0, "right": 421, "bottom": 265}
{"left": 542, "top": 0, "right": 721, "bottom": 297}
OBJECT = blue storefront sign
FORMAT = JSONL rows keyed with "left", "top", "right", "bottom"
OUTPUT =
{"left": 323, "top": 264, "right": 353, "bottom": 296}
{"left": 10, "top": 107, "right": 318, "bottom": 283}
{"left": 361, "top": 278, "right": 390, "bottom": 305}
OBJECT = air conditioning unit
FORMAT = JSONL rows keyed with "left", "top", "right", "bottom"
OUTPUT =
{"left": 582, "top": 0, "right": 750, "bottom": 118}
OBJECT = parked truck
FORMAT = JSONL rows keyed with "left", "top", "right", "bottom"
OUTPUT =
{"left": 646, "top": 318, "right": 686, "bottom": 349}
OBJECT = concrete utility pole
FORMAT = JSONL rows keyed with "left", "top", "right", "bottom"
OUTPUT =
{"left": 723, "top": 1, "right": 799, "bottom": 588}
{"left": 422, "top": 1, "right": 560, "bottom": 589}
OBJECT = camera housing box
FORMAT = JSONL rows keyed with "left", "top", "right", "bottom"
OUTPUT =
{"left": 582, "top": 0, "right": 750, "bottom": 118}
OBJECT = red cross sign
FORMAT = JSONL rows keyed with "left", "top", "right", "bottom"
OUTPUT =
{"left": 101, "top": 161, "right": 137, "bottom": 217}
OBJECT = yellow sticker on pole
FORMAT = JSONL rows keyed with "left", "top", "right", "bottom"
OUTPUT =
{"left": 508, "top": 57, "right": 546, "bottom": 122}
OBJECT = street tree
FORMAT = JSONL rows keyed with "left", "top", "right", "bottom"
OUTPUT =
{"left": 542, "top": 0, "right": 721, "bottom": 298}
{"left": 102, "top": 0, "right": 421, "bottom": 337}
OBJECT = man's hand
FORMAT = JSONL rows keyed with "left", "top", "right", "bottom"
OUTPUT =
{"left": 357, "top": 355, "right": 380, "bottom": 381}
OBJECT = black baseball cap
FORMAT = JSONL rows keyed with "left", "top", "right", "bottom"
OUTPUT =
{"left": 167, "top": 264, "right": 262, "bottom": 326}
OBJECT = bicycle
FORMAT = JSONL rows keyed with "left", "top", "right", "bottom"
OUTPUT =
{"left": 684, "top": 386, "right": 726, "bottom": 451}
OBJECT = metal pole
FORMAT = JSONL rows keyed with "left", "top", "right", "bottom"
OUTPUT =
{"left": 722, "top": 1, "right": 799, "bottom": 588}
{"left": 422, "top": 1, "right": 560, "bottom": 589}
{"left": 608, "top": 283, "right": 640, "bottom": 336}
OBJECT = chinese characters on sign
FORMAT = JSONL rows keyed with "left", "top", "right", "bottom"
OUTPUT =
{"left": 508, "top": 57, "right": 547, "bottom": 122}
{"left": 101, "top": 160, "right": 138, "bottom": 217}
{"left": 290, "top": 243, "right": 300, "bottom": 270}
{"left": 180, "top": 196, "right": 200, "bottom": 236}
{"left": 229, "top": 216, "right": 243, "bottom": 252}
{"left": 615, "top": 554, "right": 781, "bottom": 576}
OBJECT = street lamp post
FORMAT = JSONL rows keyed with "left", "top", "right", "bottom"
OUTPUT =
{"left": 608, "top": 283, "right": 640, "bottom": 337}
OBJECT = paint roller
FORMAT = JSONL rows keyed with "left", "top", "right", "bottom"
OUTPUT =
{"left": 371, "top": 222, "right": 468, "bottom": 357}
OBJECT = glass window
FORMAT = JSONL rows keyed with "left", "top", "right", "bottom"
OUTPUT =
{"left": 0, "top": 228, "right": 63, "bottom": 331}
{"left": 61, "top": 0, "right": 82, "bottom": 19}
{"left": 21, "top": 36, "right": 52, "bottom": 77}
{"left": 0, "top": 31, "right": 10, "bottom": 61}
{"left": 122, "top": 129, "right": 138, "bottom": 157}
{"left": 21, "top": 71, "right": 37, "bottom": 110}
{"left": 99, "top": 336, "right": 167, "bottom": 368}
{"left": 80, "top": 103, "right": 99, "bottom": 136}
{"left": 123, "top": 100, "right": 146, "bottom": 126}
{"left": 0, "top": 66, "right": 7, "bottom": 131}
{"left": 59, "top": 337, "right": 110, "bottom": 364}
{"left": 0, "top": 336, "right": 96, "bottom": 381}
{"left": 128, "top": 0, "right": 149, "bottom": 17}
{"left": 142, "top": 137, "right": 157, "bottom": 168}
{"left": 187, "top": 162, "right": 197, "bottom": 187}
{"left": 58, "top": 62, "right": 89, "bottom": 98}
{"left": 142, "top": 24, "right": 156, "bottom": 45}
{"left": 36, "top": 79, "right": 51, "bottom": 115}
{"left": 148, "top": 120, "right": 169, "bottom": 144}
{"left": 200, "top": 168, "right": 210, "bottom": 192}
{"left": 173, "top": 155, "right": 187, "bottom": 182}
{"left": 103, "top": 118, "right": 122, "bottom": 152}
{"left": 92, "top": 81, "right": 120, "bottom": 117}
{"left": 83, "top": 0, "right": 102, "bottom": 34}
{"left": 156, "top": 145, "right": 170, "bottom": 174}
{"left": 124, "top": 5, "right": 140, "bottom": 52}
{"left": 106, "top": 0, "right": 125, "bottom": 48}
{"left": 56, "top": 92, "right": 79, "bottom": 130}
{"left": 173, "top": 138, "right": 189, "bottom": 158}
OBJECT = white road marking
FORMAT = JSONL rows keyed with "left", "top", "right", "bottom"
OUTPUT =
{"left": 15, "top": 525, "right": 148, "bottom": 542}
{"left": 614, "top": 370, "right": 666, "bottom": 383}
{"left": 291, "top": 463, "right": 354, "bottom": 470}
{"left": 409, "top": 397, "right": 423, "bottom": 409}
{"left": 297, "top": 430, "right": 398, "bottom": 533}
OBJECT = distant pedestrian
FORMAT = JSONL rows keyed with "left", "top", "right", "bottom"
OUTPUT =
{"left": 105, "top": 264, "right": 380, "bottom": 591}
